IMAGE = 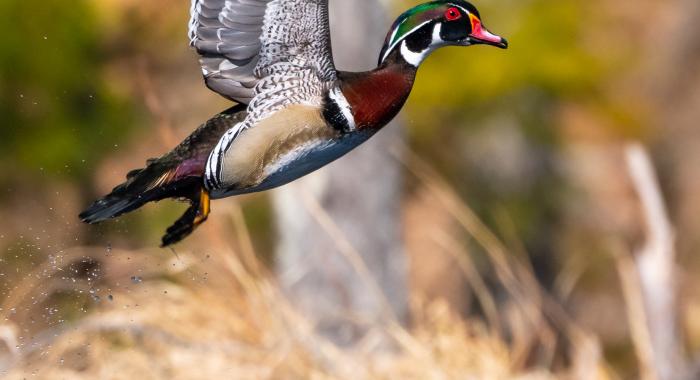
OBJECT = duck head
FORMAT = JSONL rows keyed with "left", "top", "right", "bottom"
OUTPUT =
{"left": 379, "top": 1, "right": 508, "bottom": 67}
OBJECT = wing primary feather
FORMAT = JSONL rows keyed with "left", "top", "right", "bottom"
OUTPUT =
{"left": 189, "top": 0, "right": 336, "bottom": 106}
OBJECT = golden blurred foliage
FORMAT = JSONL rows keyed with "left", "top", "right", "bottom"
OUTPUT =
{"left": 1, "top": 0, "right": 700, "bottom": 378}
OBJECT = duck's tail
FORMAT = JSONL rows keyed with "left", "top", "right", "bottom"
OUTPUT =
{"left": 80, "top": 104, "right": 246, "bottom": 246}
{"left": 79, "top": 161, "right": 208, "bottom": 247}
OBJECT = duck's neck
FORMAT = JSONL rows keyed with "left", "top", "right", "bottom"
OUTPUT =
{"left": 332, "top": 50, "right": 418, "bottom": 131}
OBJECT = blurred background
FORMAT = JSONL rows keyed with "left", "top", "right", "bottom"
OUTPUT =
{"left": 1, "top": 0, "right": 699, "bottom": 378}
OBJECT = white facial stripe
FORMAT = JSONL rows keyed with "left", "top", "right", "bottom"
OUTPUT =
{"left": 387, "top": 19, "right": 405, "bottom": 50}
{"left": 432, "top": 22, "right": 443, "bottom": 44}
{"left": 381, "top": 19, "right": 433, "bottom": 64}
{"left": 379, "top": 5, "right": 475, "bottom": 65}
{"left": 399, "top": 23, "right": 443, "bottom": 67}
{"left": 329, "top": 87, "right": 356, "bottom": 131}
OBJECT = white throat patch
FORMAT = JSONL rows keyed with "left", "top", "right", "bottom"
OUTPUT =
{"left": 400, "top": 42, "right": 428, "bottom": 67}
{"left": 399, "top": 23, "right": 443, "bottom": 67}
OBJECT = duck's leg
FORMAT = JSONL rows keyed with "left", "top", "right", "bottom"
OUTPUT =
{"left": 161, "top": 188, "right": 211, "bottom": 247}
{"left": 80, "top": 104, "right": 247, "bottom": 246}
{"left": 194, "top": 190, "right": 211, "bottom": 226}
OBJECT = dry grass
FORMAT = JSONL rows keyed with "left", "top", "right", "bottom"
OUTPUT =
{"left": 0, "top": 276, "right": 557, "bottom": 380}
{"left": 0, "top": 143, "right": 686, "bottom": 380}
{"left": 0, "top": 245, "right": 563, "bottom": 380}
{"left": 0, "top": 166, "right": 602, "bottom": 380}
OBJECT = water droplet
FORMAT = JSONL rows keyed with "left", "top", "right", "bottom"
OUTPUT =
{"left": 131, "top": 276, "right": 142, "bottom": 284}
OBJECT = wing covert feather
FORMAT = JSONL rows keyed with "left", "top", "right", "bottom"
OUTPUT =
{"left": 189, "top": 0, "right": 336, "bottom": 105}
{"left": 193, "top": 0, "right": 340, "bottom": 191}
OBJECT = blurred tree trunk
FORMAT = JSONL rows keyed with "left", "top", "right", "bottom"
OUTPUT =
{"left": 655, "top": 0, "right": 700, "bottom": 258}
{"left": 272, "top": 0, "right": 408, "bottom": 346}
{"left": 639, "top": 0, "right": 700, "bottom": 378}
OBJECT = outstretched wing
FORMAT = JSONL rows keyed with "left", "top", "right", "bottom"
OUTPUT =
{"left": 196, "top": 0, "right": 339, "bottom": 191}
{"left": 189, "top": 0, "right": 337, "bottom": 105}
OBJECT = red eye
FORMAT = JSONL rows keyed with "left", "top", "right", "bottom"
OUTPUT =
{"left": 445, "top": 7, "right": 461, "bottom": 21}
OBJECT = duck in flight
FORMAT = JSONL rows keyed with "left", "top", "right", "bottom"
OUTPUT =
{"left": 80, "top": 0, "right": 507, "bottom": 246}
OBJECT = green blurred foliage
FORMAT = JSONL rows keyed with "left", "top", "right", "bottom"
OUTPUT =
{"left": 1, "top": 2, "right": 692, "bottom": 375}
{"left": 0, "top": 0, "right": 134, "bottom": 181}
{"left": 0, "top": 0, "right": 632, "bottom": 262}
{"left": 401, "top": 0, "right": 616, "bottom": 280}
{"left": 406, "top": 0, "right": 609, "bottom": 130}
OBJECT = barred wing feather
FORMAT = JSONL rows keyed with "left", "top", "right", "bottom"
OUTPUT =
{"left": 189, "top": 0, "right": 337, "bottom": 105}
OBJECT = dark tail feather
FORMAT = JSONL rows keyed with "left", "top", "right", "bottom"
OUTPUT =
{"left": 80, "top": 160, "right": 207, "bottom": 248}
{"left": 80, "top": 160, "right": 209, "bottom": 247}
{"left": 79, "top": 162, "right": 202, "bottom": 225}
{"left": 80, "top": 104, "right": 246, "bottom": 245}
{"left": 79, "top": 196, "right": 146, "bottom": 225}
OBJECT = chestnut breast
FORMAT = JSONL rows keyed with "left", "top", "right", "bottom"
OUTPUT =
{"left": 340, "top": 67, "right": 416, "bottom": 130}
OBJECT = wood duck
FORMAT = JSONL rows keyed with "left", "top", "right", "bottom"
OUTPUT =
{"left": 80, "top": 0, "right": 507, "bottom": 246}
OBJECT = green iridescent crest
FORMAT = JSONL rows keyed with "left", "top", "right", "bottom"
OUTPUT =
{"left": 389, "top": 3, "right": 445, "bottom": 44}
{"left": 380, "top": 2, "right": 452, "bottom": 63}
